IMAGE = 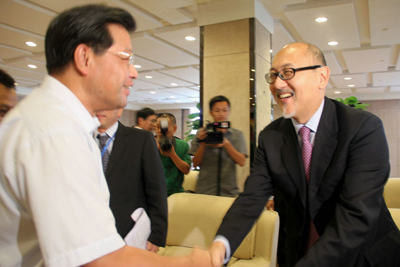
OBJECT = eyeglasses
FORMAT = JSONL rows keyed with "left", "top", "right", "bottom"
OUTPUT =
{"left": 265, "top": 65, "right": 323, "bottom": 84}
{"left": 107, "top": 51, "right": 134, "bottom": 66}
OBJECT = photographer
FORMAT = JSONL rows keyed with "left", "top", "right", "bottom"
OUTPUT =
{"left": 155, "top": 113, "right": 191, "bottom": 196}
{"left": 190, "top": 95, "right": 247, "bottom": 197}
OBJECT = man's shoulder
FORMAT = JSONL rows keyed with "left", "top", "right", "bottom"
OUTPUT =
{"left": 119, "top": 122, "right": 153, "bottom": 138}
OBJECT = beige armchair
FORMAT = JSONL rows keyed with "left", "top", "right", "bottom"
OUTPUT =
{"left": 182, "top": 171, "right": 199, "bottom": 192}
{"left": 384, "top": 178, "right": 400, "bottom": 228}
{"left": 158, "top": 193, "right": 279, "bottom": 266}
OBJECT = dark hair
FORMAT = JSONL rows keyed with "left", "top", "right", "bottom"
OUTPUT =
{"left": 0, "top": 69, "right": 16, "bottom": 90}
{"left": 158, "top": 113, "right": 176, "bottom": 126}
{"left": 137, "top": 107, "right": 155, "bottom": 123}
{"left": 209, "top": 95, "right": 230, "bottom": 110}
{"left": 45, "top": 4, "right": 136, "bottom": 74}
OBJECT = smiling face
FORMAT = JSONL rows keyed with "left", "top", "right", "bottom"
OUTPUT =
{"left": 270, "top": 43, "right": 329, "bottom": 124}
{"left": 90, "top": 23, "right": 138, "bottom": 112}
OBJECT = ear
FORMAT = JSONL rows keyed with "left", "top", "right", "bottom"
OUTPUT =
{"left": 172, "top": 125, "right": 178, "bottom": 134}
{"left": 117, "top": 108, "right": 123, "bottom": 118}
{"left": 73, "top": 44, "right": 92, "bottom": 76}
{"left": 318, "top": 66, "right": 330, "bottom": 89}
{"left": 137, "top": 117, "right": 144, "bottom": 126}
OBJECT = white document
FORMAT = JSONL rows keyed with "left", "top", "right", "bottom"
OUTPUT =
{"left": 124, "top": 208, "right": 151, "bottom": 249}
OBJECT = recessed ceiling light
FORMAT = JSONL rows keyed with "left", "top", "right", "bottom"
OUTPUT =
{"left": 344, "top": 77, "right": 352, "bottom": 80}
{"left": 185, "top": 36, "right": 196, "bottom": 41}
{"left": 269, "top": 49, "right": 273, "bottom": 53}
{"left": 145, "top": 75, "right": 153, "bottom": 79}
{"left": 250, "top": 78, "right": 254, "bottom": 81}
{"left": 133, "top": 64, "right": 141, "bottom": 68}
{"left": 334, "top": 91, "right": 341, "bottom": 94}
{"left": 176, "top": 100, "right": 181, "bottom": 103}
{"left": 171, "top": 83, "right": 178, "bottom": 86}
{"left": 251, "top": 69, "right": 255, "bottom": 72}
{"left": 348, "top": 85, "right": 355, "bottom": 87}
{"left": 25, "top": 41, "right": 37, "bottom": 47}
{"left": 28, "top": 64, "right": 37, "bottom": 69}
{"left": 150, "top": 91, "right": 156, "bottom": 94}
{"left": 328, "top": 41, "right": 338, "bottom": 46}
{"left": 315, "top": 17, "right": 328, "bottom": 23}
{"left": 170, "top": 96, "right": 176, "bottom": 98}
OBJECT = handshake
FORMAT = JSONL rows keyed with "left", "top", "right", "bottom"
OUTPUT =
{"left": 187, "top": 242, "right": 226, "bottom": 267}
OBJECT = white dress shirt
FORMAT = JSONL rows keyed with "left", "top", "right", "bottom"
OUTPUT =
{"left": 0, "top": 76, "right": 124, "bottom": 267}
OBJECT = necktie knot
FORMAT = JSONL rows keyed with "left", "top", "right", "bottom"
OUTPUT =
{"left": 97, "top": 134, "right": 109, "bottom": 147}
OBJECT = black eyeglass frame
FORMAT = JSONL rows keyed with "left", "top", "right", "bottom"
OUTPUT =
{"left": 265, "top": 65, "right": 323, "bottom": 84}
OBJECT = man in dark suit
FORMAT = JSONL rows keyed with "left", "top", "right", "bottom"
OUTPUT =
{"left": 210, "top": 42, "right": 400, "bottom": 266}
{"left": 96, "top": 108, "right": 168, "bottom": 253}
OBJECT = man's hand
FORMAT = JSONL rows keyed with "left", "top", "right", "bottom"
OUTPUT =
{"left": 197, "top": 127, "right": 207, "bottom": 141}
{"left": 146, "top": 241, "right": 159, "bottom": 253}
{"left": 190, "top": 248, "right": 212, "bottom": 267}
{"left": 208, "top": 137, "right": 229, "bottom": 148}
{"left": 209, "top": 242, "right": 226, "bottom": 267}
{"left": 266, "top": 199, "right": 275, "bottom": 211}
{"left": 159, "top": 143, "right": 175, "bottom": 157}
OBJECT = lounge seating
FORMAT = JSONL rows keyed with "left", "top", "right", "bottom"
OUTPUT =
{"left": 383, "top": 178, "right": 400, "bottom": 209}
{"left": 158, "top": 193, "right": 279, "bottom": 266}
{"left": 182, "top": 171, "right": 199, "bottom": 192}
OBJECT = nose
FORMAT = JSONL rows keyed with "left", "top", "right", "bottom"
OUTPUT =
{"left": 271, "top": 75, "right": 288, "bottom": 90}
{"left": 129, "top": 64, "right": 138, "bottom": 80}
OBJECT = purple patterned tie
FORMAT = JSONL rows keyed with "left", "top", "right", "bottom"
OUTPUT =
{"left": 97, "top": 134, "right": 110, "bottom": 173}
{"left": 299, "top": 126, "right": 320, "bottom": 251}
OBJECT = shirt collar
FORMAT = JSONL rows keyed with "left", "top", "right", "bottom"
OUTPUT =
{"left": 95, "top": 121, "right": 119, "bottom": 138}
{"left": 42, "top": 75, "right": 100, "bottom": 134}
{"left": 292, "top": 98, "right": 325, "bottom": 134}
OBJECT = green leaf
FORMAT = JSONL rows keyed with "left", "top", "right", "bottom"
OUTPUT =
{"left": 188, "top": 113, "right": 200, "bottom": 119}
{"left": 335, "top": 98, "right": 344, "bottom": 103}
{"left": 345, "top": 96, "right": 358, "bottom": 105}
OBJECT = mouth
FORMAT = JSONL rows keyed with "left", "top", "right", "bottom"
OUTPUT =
{"left": 278, "top": 92, "right": 294, "bottom": 99}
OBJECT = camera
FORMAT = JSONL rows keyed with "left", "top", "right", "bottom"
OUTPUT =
{"left": 158, "top": 117, "right": 175, "bottom": 152}
{"left": 203, "top": 121, "right": 230, "bottom": 144}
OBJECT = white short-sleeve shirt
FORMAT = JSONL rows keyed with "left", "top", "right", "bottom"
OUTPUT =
{"left": 0, "top": 76, "right": 125, "bottom": 267}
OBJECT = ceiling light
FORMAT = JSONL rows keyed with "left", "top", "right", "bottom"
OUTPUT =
{"left": 176, "top": 100, "right": 182, "bottom": 103}
{"left": 328, "top": 41, "right": 338, "bottom": 46}
{"left": 334, "top": 91, "right": 341, "bottom": 94}
{"left": 269, "top": 49, "right": 273, "bottom": 53}
{"left": 251, "top": 69, "right": 255, "bottom": 72}
{"left": 28, "top": 64, "right": 37, "bottom": 69}
{"left": 348, "top": 85, "right": 355, "bottom": 87}
{"left": 344, "top": 77, "right": 351, "bottom": 80}
{"left": 315, "top": 17, "right": 328, "bottom": 23}
{"left": 185, "top": 36, "right": 196, "bottom": 41}
{"left": 145, "top": 75, "right": 153, "bottom": 79}
{"left": 250, "top": 78, "right": 254, "bottom": 81}
{"left": 171, "top": 83, "right": 178, "bottom": 86}
{"left": 25, "top": 41, "right": 37, "bottom": 47}
{"left": 150, "top": 91, "right": 156, "bottom": 94}
{"left": 170, "top": 96, "right": 176, "bottom": 98}
{"left": 133, "top": 64, "right": 141, "bottom": 68}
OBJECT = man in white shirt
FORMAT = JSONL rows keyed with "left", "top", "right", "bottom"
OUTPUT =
{"left": 0, "top": 4, "right": 210, "bottom": 267}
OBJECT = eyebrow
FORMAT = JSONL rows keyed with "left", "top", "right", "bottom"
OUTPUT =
{"left": 270, "top": 63, "right": 295, "bottom": 72}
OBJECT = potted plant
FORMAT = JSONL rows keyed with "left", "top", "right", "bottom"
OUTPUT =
{"left": 335, "top": 96, "right": 369, "bottom": 110}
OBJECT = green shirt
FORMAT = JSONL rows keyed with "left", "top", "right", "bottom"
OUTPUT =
{"left": 160, "top": 138, "right": 191, "bottom": 196}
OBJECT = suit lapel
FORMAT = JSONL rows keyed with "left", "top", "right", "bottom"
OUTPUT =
{"left": 309, "top": 98, "right": 338, "bottom": 204}
{"left": 281, "top": 119, "right": 307, "bottom": 208}
{"left": 106, "top": 122, "right": 129, "bottom": 178}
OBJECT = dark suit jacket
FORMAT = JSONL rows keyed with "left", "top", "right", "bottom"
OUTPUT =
{"left": 106, "top": 122, "right": 168, "bottom": 247}
{"left": 216, "top": 98, "right": 400, "bottom": 266}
